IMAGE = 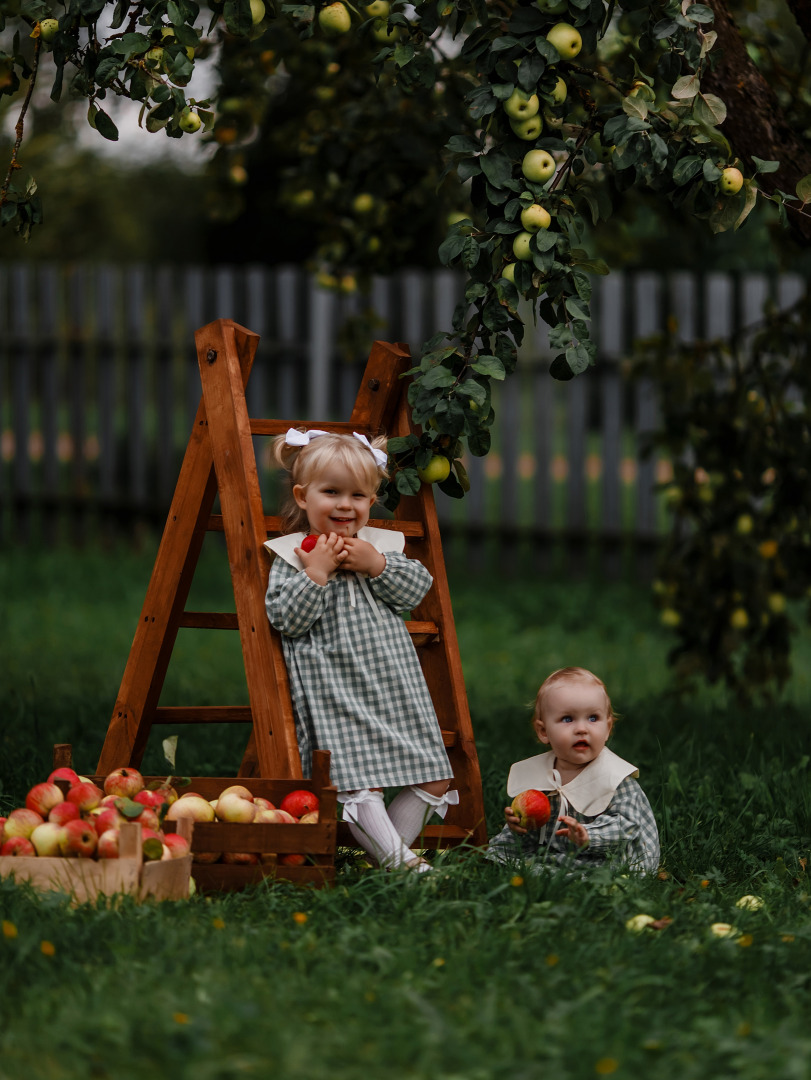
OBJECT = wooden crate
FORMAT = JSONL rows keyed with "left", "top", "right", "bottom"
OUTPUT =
{"left": 162, "top": 751, "right": 338, "bottom": 891}
{"left": 0, "top": 819, "right": 193, "bottom": 905}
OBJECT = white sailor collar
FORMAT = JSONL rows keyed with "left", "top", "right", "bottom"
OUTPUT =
{"left": 264, "top": 525, "right": 406, "bottom": 572}
{"left": 506, "top": 746, "right": 639, "bottom": 816}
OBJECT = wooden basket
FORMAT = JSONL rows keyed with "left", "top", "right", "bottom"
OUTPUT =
{"left": 53, "top": 746, "right": 338, "bottom": 892}
{"left": 0, "top": 819, "right": 193, "bottom": 905}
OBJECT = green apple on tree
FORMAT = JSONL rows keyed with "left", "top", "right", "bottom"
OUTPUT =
{"left": 249, "top": 0, "right": 265, "bottom": 24}
{"left": 512, "top": 231, "right": 534, "bottom": 261}
{"left": 372, "top": 18, "right": 400, "bottom": 43}
{"left": 536, "top": 0, "right": 568, "bottom": 12}
{"left": 179, "top": 107, "right": 202, "bottom": 133}
{"left": 501, "top": 262, "right": 517, "bottom": 283}
{"left": 509, "top": 114, "right": 543, "bottom": 141}
{"left": 522, "top": 149, "right": 556, "bottom": 183}
{"left": 551, "top": 77, "right": 567, "bottom": 105}
{"left": 364, "top": 0, "right": 390, "bottom": 14}
{"left": 546, "top": 22, "right": 582, "bottom": 59}
{"left": 719, "top": 167, "right": 744, "bottom": 195}
{"left": 417, "top": 456, "right": 451, "bottom": 484}
{"left": 318, "top": 2, "right": 352, "bottom": 35}
{"left": 520, "top": 203, "right": 551, "bottom": 232}
{"left": 503, "top": 88, "right": 539, "bottom": 120}
{"left": 38, "top": 18, "right": 60, "bottom": 43}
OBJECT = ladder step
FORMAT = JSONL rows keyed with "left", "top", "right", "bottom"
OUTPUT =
{"left": 206, "top": 514, "right": 425, "bottom": 538}
{"left": 154, "top": 706, "right": 253, "bottom": 724}
{"left": 152, "top": 706, "right": 457, "bottom": 746}
{"left": 180, "top": 612, "right": 439, "bottom": 644}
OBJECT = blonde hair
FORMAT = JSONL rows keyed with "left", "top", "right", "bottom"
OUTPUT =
{"left": 532, "top": 667, "right": 616, "bottom": 729}
{"left": 271, "top": 430, "right": 389, "bottom": 534}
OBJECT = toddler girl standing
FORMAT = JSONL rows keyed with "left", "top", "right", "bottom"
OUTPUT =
{"left": 264, "top": 428, "right": 458, "bottom": 873}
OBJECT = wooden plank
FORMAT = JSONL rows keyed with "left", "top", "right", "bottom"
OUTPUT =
{"left": 97, "top": 322, "right": 260, "bottom": 774}
{"left": 195, "top": 319, "right": 299, "bottom": 780}
{"left": 154, "top": 705, "right": 253, "bottom": 724}
{"left": 207, "top": 512, "right": 425, "bottom": 538}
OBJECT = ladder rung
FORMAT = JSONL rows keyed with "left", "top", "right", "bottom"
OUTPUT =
{"left": 180, "top": 613, "right": 439, "bottom": 644}
{"left": 206, "top": 514, "right": 425, "bottom": 538}
{"left": 154, "top": 706, "right": 253, "bottom": 724}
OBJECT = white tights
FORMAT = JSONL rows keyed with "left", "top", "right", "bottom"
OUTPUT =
{"left": 338, "top": 786, "right": 459, "bottom": 870}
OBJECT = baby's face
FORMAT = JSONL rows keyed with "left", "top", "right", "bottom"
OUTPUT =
{"left": 534, "top": 679, "right": 613, "bottom": 774}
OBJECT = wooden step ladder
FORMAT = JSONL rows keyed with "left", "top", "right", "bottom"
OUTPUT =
{"left": 97, "top": 318, "right": 487, "bottom": 851}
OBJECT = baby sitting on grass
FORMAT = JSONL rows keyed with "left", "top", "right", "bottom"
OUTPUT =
{"left": 487, "top": 667, "right": 660, "bottom": 874}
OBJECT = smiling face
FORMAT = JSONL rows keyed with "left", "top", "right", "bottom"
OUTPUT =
{"left": 533, "top": 676, "right": 613, "bottom": 777}
{"left": 293, "top": 462, "right": 376, "bottom": 538}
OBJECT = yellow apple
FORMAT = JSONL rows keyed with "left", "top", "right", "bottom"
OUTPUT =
{"left": 501, "top": 263, "right": 517, "bottom": 283}
{"left": 512, "top": 231, "right": 534, "bottom": 261}
{"left": 503, "top": 88, "right": 539, "bottom": 120}
{"left": 178, "top": 107, "right": 202, "bottom": 133}
{"left": 520, "top": 204, "right": 551, "bottom": 232}
{"left": 546, "top": 22, "right": 582, "bottom": 59}
{"left": 250, "top": 0, "right": 265, "bottom": 22}
{"left": 719, "top": 167, "right": 744, "bottom": 195}
{"left": 522, "top": 149, "right": 556, "bottom": 183}
{"left": 318, "top": 1, "right": 352, "bottom": 35}
{"left": 39, "top": 18, "right": 59, "bottom": 42}
{"left": 509, "top": 114, "right": 543, "bottom": 141}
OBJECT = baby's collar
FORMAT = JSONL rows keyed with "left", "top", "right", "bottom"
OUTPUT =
{"left": 506, "top": 746, "right": 639, "bottom": 816}
{"left": 264, "top": 525, "right": 405, "bottom": 571}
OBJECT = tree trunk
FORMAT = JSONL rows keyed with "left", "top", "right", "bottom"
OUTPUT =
{"left": 704, "top": 0, "right": 811, "bottom": 244}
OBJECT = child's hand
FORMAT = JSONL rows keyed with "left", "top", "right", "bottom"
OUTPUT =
{"left": 339, "top": 537, "right": 386, "bottom": 577}
{"left": 504, "top": 805, "right": 527, "bottom": 835}
{"left": 296, "top": 532, "right": 347, "bottom": 585}
{"left": 555, "top": 815, "right": 590, "bottom": 849}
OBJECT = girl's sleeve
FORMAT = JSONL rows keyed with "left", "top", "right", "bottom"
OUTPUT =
{"left": 366, "top": 551, "right": 433, "bottom": 613}
{"left": 265, "top": 557, "right": 329, "bottom": 638}
{"left": 584, "top": 777, "right": 660, "bottom": 873}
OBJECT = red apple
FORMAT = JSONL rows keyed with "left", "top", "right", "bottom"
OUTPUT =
{"left": 48, "top": 767, "right": 81, "bottom": 787}
{"left": 301, "top": 534, "right": 318, "bottom": 552}
{"left": 510, "top": 789, "right": 552, "bottom": 829}
{"left": 30, "top": 822, "right": 65, "bottom": 857}
{"left": 66, "top": 781, "right": 103, "bottom": 813}
{"left": 254, "top": 807, "right": 281, "bottom": 824}
{"left": 1, "top": 836, "right": 36, "bottom": 856}
{"left": 274, "top": 809, "right": 297, "bottom": 824}
{"left": 97, "top": 829, "right": 121, "bottom": 859}
{"left": 279, "top": 790, "right": 319, "bottom": 818}
{"left": 133, "top": 789, "right": 166, "bottom": 810}
{"left": 221, "top": 851, "right": 260, "bottom": 864}
{"left": 103, "top": 767, "right": 145, "bottom": 799}
{"left": 49, "top": 802, "right": 81, "bottom": 827}
{"left": 26, "top": 782, "right": 65, "bottom": 818}
{"left": 89, "top": 806, "right": 125, "bottom": 836}
{"left": 279, "top": 853, "right": 306, "bottom": 866}
{"left": 59, "top": 819, "right": 98, "bottom": 858}
{"left": 192, "top": 850, "right": 222, "bottom": 864}
{"left": 0, "top": 816, "right": 6, "bottom": 844}
{"left": 162, "top": 833, "right": 191, "bottom": 860}
{"left": 133, "top": 806, "right": 161, "bottom": 832}
{"left": 253, "top": 797, "right": 276, "bottom": 811}
{"left": 5, "top": 808, "right": 45, "bottom": 840}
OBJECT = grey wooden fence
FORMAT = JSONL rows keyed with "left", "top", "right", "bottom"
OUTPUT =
{"left": 0, "top": 262, "right": 807, "bottom": 573}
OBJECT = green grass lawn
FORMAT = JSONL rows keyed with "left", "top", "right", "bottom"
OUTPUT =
{"left": 1, "top": 541, "right": 811, "bottom": 1080}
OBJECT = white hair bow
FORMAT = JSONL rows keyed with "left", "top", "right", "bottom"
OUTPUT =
{"left": 284, "top": 428, "right": 387, "bottom": 468}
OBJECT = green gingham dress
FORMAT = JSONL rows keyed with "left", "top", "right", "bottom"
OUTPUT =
{"left": 264, "top": 528, "right": 453, "bottom": 791}
{"left": 487, "top": 748, "right": 660, "bottom": 874}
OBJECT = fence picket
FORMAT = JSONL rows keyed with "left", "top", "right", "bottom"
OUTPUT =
{"left": 0, "top": 264, "right": 807, "bottom": 574}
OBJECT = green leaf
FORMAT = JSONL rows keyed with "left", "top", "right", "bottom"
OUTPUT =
{"left": 480, "top": 152, "right": 514, "bottom": 188}
{"left": 162, "top": 735, "right": 179, "bottom": 770}
{"left": 395, "top": 468, "right": 422, "bottom": 496}
{"left": 565, "top": 344, "right": 592, "bottom": 375}
{"left": 471, "top": 354, "right": 506, "bottom": 380}
{"left": 672, "top": 155, "right": 703, "bottom": 185}
{"left": 93, "top": 108, "right": 119, "bottom": 141}
{"left": 394, "top": 43, "right": 415, "bottom": 67}
{"left": 438, "top": 232, "right": 468, "bottom": 266}
{"left": 420, "top": 365, "right": 456, "bottom": 389}
{"left": 468, "top": 430, "right": 491, "bottom": 456}
{"left": 224, "top": 0, "right": 252, "bottom": 35}
{"left": 115, "top": 797, "right": 145, "bottom": 819}
{"left": 752, "top": 156, "right": 780, "bottom": 175}
{"left": 694, "top": 93, "right": 726, "bottom": 127}
{"left": 671, "top": 74, "right": 700, "bottom": 100}
{"left": 565, "top": 297, "right": 590, "bottom": 321}
{"left": 446, "top": 135, "right": 482, "bottom": 154}
{"left": 734, "top": 181, "right": 758, "bottom": 231}
{"left": 549, "top": 354, "right": 575, "bottom": 381}
{"left": 387, "top": 435, "right": 419, "bottom": 454}
{"left": 796, "top": 174, "right": 811, "bottom": 205}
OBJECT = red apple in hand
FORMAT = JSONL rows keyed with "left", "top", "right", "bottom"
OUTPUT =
{"left": 279, "top": 790, "right": 319, "bottom": 819}
{"left": 511, "top": 789, "right": 551, "bottom": 829}
{"left": 301, "top": 534, "right": 318, "bottom": 553}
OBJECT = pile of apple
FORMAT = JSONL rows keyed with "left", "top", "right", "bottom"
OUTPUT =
{"left": 165, "top": 784, "right": 320, "bottom": 867}
{"left": 0, "top": 767, "right": 190, "bottom": 863}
